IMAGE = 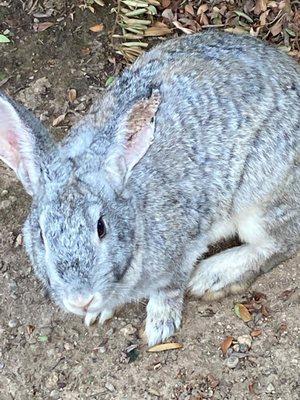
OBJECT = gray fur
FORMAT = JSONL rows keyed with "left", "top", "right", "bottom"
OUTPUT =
{"left": 0, "top": 31, "right": 299, "bottom": 345}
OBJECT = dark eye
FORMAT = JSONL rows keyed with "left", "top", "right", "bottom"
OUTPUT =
{"left": 97, "top": 217, "right": 106, "bottom": 239}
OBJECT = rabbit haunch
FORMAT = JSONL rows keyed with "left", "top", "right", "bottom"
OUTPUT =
{"left": 0, "top": 30, "right": 299, "bottom": 346}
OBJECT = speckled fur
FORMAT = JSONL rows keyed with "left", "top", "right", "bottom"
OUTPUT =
{"left": 0, "top": 31, "right": 299, "bottom": 345}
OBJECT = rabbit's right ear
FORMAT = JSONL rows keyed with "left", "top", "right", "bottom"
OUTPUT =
{"left": 0, "top": 93, "right": 48, "bottom": 195}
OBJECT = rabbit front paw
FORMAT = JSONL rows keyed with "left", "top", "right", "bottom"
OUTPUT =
{"left": 84, "top": 308, "right": 115, "bottom": 327}
{"left": 145, "top": 292, "right": 183, "bottom": 346}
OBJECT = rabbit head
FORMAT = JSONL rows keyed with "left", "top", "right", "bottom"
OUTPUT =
{"left": 0, "top": 90, "right": 161, "bottom": 321}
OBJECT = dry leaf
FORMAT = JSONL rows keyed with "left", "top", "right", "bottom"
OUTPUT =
{"left": 144, "top": 24, "right": 172, "bottom": 36}
{"left": 250, "top": 329, "right": 262, "bottom": 337}
{"left": 172, "top": 20, "right": 194, "bottom": 34}
{"left": 278, "top": 288, "right": 296, "bottom": 301}
{"left": 162, "top": 0, "right": 171, "bottom": 8}
{"left": 220, "top": 336, "right": 233, "bottom": 355}
{"left": 148, "top": 342, "right": 183, "bottom": 352}
{"left": 33, "top": 22, "right": 54, "bottom": 32}
{"left": 26, "top": 324, "right": 35, "bottom": 334}
{"left": 185, "top": 4, "right": 195, "bottom": 16}
{"left": 270, "top": 20, "right": 283, "bottom": 36}
{"left": 207, "top": 373, "right": 219, "bottom": 389}
{"left": 52, "top": 114, "right": 66, "bottom": 126}
{"left": 89, "top": 23, "right": 104, "bottom": 32}
{"left": 253, "top": 291, "right": 267, "bottom": 302}
{"left": 224, "top": 27, "right": 248, "bottom": 35}
{"left": 197, "top": 4, "right": 209, "bottom": 15}
{"left": 254, "top": 0, "right": 267, "bottom": 15}
{"left": 261, "top": 304, "right": 270, "bottom": 317}
{"left": 259, "top": 10, "right": 269, "bottom": 26}
{"left": 162, "top": 8, "right": 174, "bottom": 21}
{"left": 234, "top": 303, "right": 252, "bottom": 322}
{"left": 81, "top": 47, "right": 91, "bottom": 55}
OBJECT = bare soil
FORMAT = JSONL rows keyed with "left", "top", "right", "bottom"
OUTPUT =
{"left": 0, "top": 2, "right": 299, "bottom": 400}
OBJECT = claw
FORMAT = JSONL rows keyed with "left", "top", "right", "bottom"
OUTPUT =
{"left": 99, "top": 309, "right": 114, "bottom": 325}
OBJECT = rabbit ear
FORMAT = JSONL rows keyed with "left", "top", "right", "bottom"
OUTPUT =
{"left": 0, "top": 94, "right": 43, "bottom": 195}
{"left": 105, "top": 89, "right": 161, "bottom": 192}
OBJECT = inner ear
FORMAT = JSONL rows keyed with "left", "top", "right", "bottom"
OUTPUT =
{"left": 104, "top": 89, "right": 161, "bottom": 192}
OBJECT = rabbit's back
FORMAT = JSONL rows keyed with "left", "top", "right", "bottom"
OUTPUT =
{"left": 120, "top": 32, "right": 299, "bottom": 215}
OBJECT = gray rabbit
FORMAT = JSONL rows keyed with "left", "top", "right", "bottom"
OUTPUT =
{"left": 0, "top": 31, "right": 299, "bottom": 346}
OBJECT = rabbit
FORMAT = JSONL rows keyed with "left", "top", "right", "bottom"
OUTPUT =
{"left": 0, "top": 30, "right": 299, "bottom": 346}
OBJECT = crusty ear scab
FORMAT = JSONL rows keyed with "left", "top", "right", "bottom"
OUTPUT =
{"left": 0, "top": 94, "right": 41, "bottom": 195}
{"left": 104, "top": 89, "right": 161, "bottom": 191}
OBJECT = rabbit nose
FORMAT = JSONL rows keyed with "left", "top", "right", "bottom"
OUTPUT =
{"left": 68, "top": 294, "right": 94, "bottom": 312}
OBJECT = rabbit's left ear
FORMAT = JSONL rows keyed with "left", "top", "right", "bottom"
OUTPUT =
{"left": 0, "top": 94, "right": 43, "bottom": 195}
{"left": 105, "top": 89, "right": 161, "bottom": 191}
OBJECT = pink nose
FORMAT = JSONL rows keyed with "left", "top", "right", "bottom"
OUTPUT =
{"left": 68, "top": 294, "right": 94, "bottom": 311}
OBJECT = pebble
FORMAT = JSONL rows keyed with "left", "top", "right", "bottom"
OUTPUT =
{"left": 64, "top": 342, "right": 72, "bottom": 351}
{"left": 0, "top": 200, "right": 11, "bottom": 209}
{"left": 266, "top": 383, "right": 275, "bottom": 393}
{"left": 8, "top": 319, "right": 18, "bottom": 328}
{"left": 106, "top": 328, "right": 115, "bottom": 336}
{"left": 120, "top": 324, "right": 137, "bottom": 339}
{"left": 239, "top": 344, "right": 248, "bottom": 353}
{"left": 226, "top": 355, "right": 239, "bottom": 369}
{"left": 8, "top": 281, "right": 18, "bottom": 293}
{"left": 1, "top": 190, "right": 8, "bottom": 196}
{"left": 237, "top": 334, "right": 252, "bottom": 350}
{"left": 233, "top": 344, "right": 240, "bottom": 352}
{"left": 0, "top": 361, "right": 5, "bottom": 369}
{"left": 105, "top": 382, "right": 115, "bottom": 392}
{"left": 14, "top": 234, "right": 23, "bottom": 247}
{"left": 98, "top": 346, "right": 106, "bottom": 353}
{"left": 46, "top": 372, "right": 59, "bottom": 389}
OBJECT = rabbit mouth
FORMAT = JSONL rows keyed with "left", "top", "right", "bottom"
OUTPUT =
{"left": 62, "top": 292, "right": 103, "bottom": 318}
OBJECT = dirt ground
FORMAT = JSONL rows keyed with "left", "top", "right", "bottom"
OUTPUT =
{"left": 0, "top": 2, "right": 299, "bottom": 400}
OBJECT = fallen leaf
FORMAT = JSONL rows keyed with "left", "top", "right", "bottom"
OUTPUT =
{"left": 185, "top": 4, "right": 195, "bottom": 16}
{"left": 144, "top": 24, "right": 172, "bottom": 36}
{"left": 278, "top": 288, "right": 296, "bottom": 301}
{"left": 234, "top": 303, "right": 252, "bottom": 322}
{"left": 26, "top": 325, "right": 35, "bottom": 335}
{"left": 148, "top": 388, "right": 161, "bottom": 397}
{"left": 0, "top": 34, "right": 10, "bottom": 43}
{"left": 220, "top": 336, "right": 233, "bottom": 355}
{"left": 81, "top": 47, "right": 91, "bottom": 55}
{"left": 250, "top": 329, "right": 262, "bottom": 337}
{"left": 68, "top": 89, "right": 77, "bottom": 103}
{"left": 38, "top": 335, "right": 48, "bottom": 342}
{"left": 270, "top": 20, "right": 283, "bottom": 36}
{"left": 172, "top": 20, "right": 194, "bottom": 34}
{"left": 261, "top": 304, "right": 270, "bottom": 317}
{"left": 253, "top": 291, "right": 267, "bottom": 302}
{"left": 254, "top": 0, "right": 267, "bottom": 15}
{"left": 234, "top": 10, "right": 254, "bottom": 23}
{"left": 197, "top": 4, "right": 209, "bottom": 15}
{"left": 89, "top": 23, "right": 104, "bottom": 32}
{"left": 162, "top": 8, "right": 174, "bottom": 21}
{"left": 105, "top": 76, "right": 115, "bottom": 86}
{"left": 148, "top": 342, "right": 183, "bottom": 352}
{"left": 278, "top": 322, "right": 287, "bottom": 334}
{"left": 207, "top": 373, "right": 219, "bottom": 389}
{"left": 248, "top": 381, "right": 257, "bottom": 394}
{"left": 162, "top": 0, "right": 171, "bottom": 8}
{"left": 224, "top": 27, "right": 248, "bottom": 35}
{"left": 52, "top": 114, "right": 66, "bottom": 126}
{"left": 33, "top": 22, "right": 54, "bottom": 32}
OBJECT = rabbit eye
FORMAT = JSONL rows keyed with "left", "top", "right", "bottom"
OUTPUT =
{"left": 97, "top": 217, "right": 106, "bottom": 239}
